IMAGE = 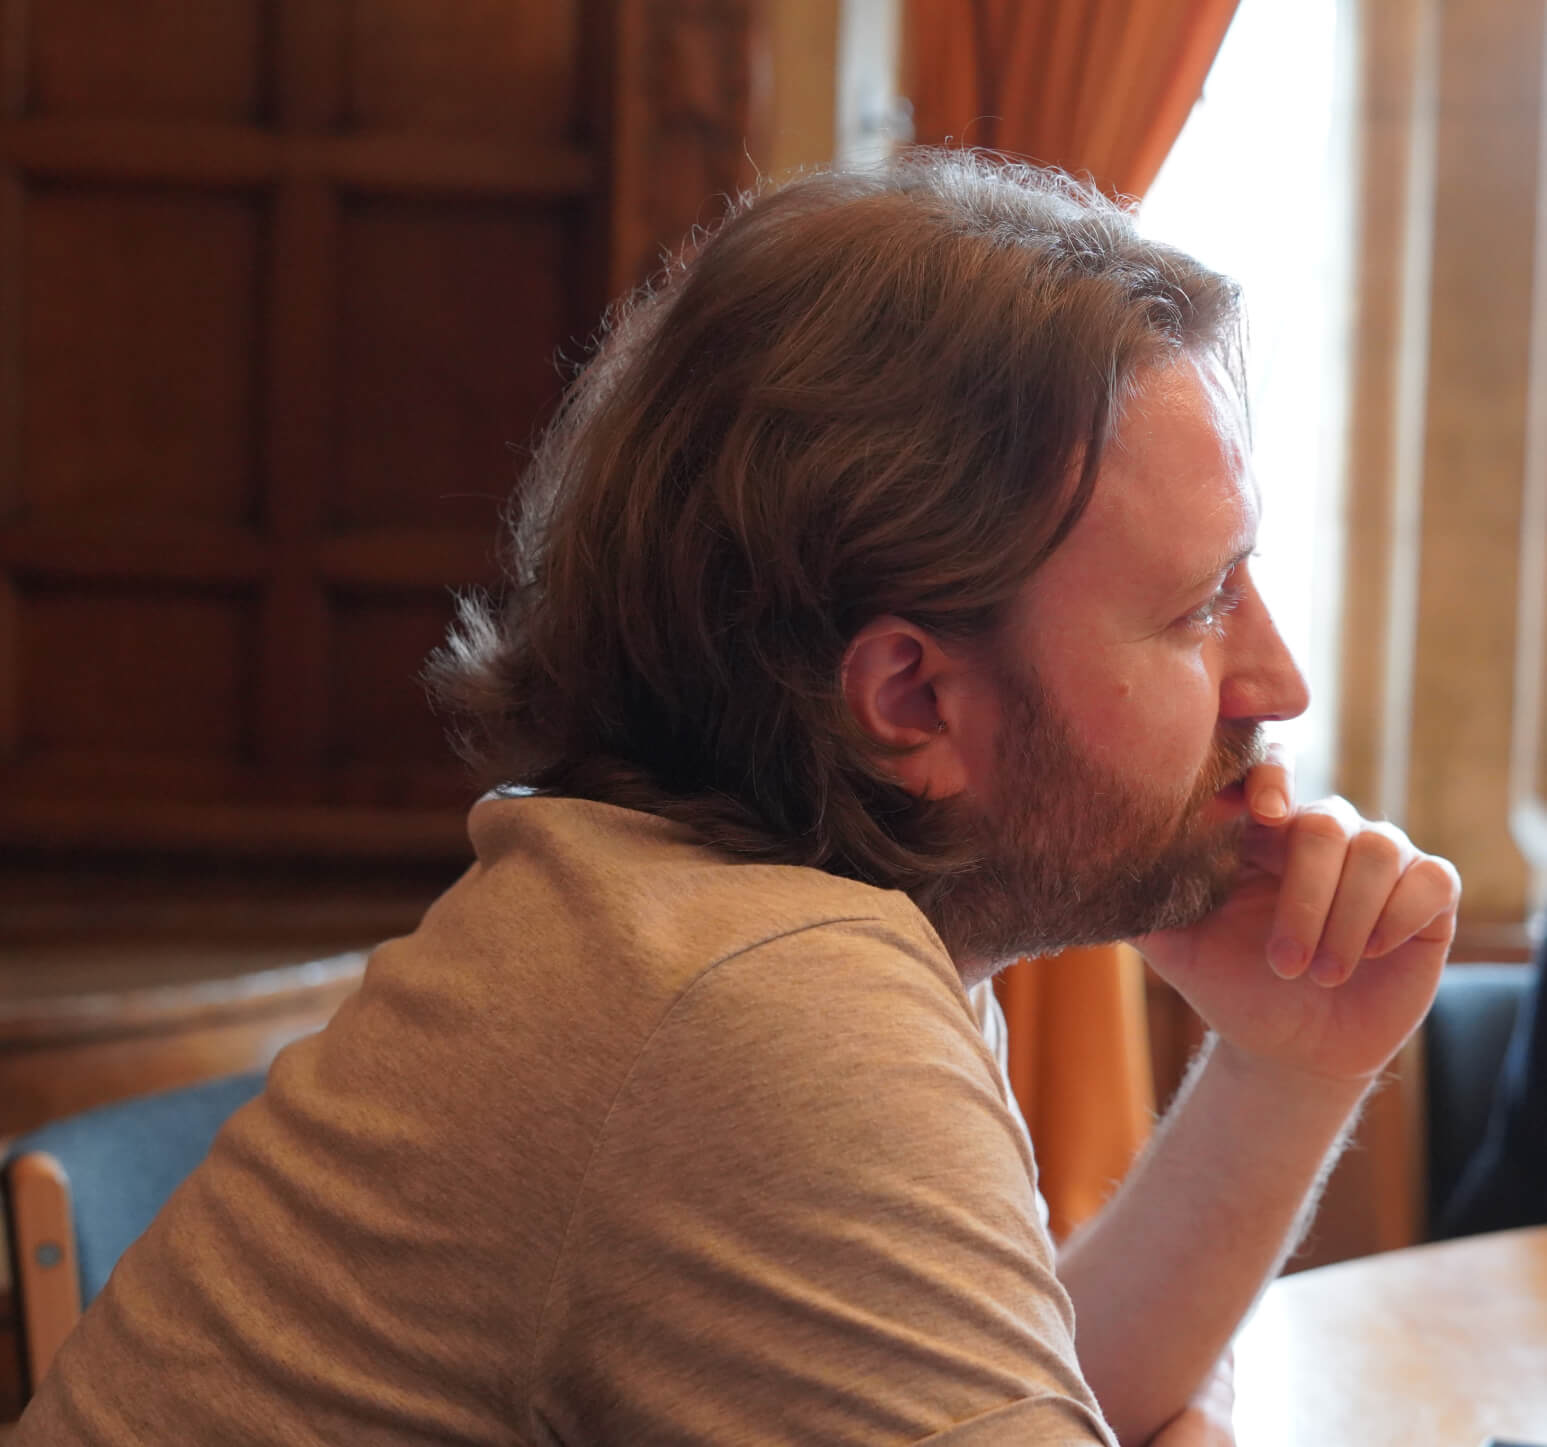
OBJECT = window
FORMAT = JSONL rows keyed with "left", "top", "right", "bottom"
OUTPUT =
{"left": 1141, "top": 0, "right": 1356, "bottom": 799}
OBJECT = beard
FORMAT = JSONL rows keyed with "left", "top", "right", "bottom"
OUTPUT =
{"left": 923, "top": 665, "right": 1266, "bottom": 971}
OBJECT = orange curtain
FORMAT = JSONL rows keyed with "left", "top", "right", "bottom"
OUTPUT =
{"left": 995, "top": 946, "right": 1156, "bottom": 1241}
{"left": 906, "top": 0, "right": 1241, "bottom": 1235}
{"left": 905, "top": 0, "right": 1240, "bottom": 199}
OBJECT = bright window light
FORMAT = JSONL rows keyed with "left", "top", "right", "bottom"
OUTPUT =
{"left": 1141, "top": 0, "right": 1355, "bottom": 801}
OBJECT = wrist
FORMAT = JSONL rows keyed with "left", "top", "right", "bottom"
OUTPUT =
{"left": 1206, "top": 1034, "right": 1375, "bottom": 1117}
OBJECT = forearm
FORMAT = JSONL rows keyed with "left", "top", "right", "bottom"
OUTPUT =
{"left": 1056, "top": 1034, "right": 1371, "bottom": 1446}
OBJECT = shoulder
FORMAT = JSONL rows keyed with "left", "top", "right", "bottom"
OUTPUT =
{"left": 459, "top": 790, "right": 954, "bottom": 999}
{"left": 534, "top": 894, "right": 1101, "bottom": 1445}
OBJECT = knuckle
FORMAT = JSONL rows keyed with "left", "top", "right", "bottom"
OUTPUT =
{"left": 1411, "top": 853, "right": 1462, "bottom": 898}
{"left": 1352, "top": 828, "right": 1405, "bottom": 873}
{"left": 1295, "top": 809, "right": 1352, "bottom": 847}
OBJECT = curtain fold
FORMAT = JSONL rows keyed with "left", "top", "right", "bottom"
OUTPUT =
{"left": 906, "top": 0, "right": 1239, "bottom": 199}
{"left": 906, "top": 0, "right": 1241, "bottom": 1234}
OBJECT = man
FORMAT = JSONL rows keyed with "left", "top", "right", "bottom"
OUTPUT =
{"left": 17, "top": 152, "right": 1459, "bottom": 1446}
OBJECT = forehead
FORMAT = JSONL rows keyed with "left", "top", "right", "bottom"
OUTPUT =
{"left": 1034, "top": 355, "right": 1258, "bottom": 611}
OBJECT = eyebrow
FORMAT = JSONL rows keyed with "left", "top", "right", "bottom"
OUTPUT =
{"left": 1175, "top": 541, "right": 1256, "bottom": 601}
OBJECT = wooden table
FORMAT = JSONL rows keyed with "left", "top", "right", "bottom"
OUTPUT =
{"left": 1234, "top": 1227, "right": 1547, "bottom": 1445}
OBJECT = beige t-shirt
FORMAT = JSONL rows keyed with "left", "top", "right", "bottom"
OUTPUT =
{"left": 18, "top": 797, "right": 1113, "bottom": 1445}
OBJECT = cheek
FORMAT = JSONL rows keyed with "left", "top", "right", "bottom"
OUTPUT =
{"left": 1066, "top": 650, "right": 1221, "bottom": 775}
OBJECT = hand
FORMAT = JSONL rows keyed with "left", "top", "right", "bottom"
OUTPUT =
{"left": 1145, "top": 1350, "right": 1235, "bottom": 1447}
{"left": 1134, "top": 749, "right": 1461, "bottom": 1085}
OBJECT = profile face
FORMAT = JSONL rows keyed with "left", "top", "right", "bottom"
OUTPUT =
{"left": 931, "top": 352, "right": 1310, "bottom": 969}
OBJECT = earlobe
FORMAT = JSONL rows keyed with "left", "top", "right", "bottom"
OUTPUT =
{"left": 841, "top": 617, "right": 972, "bottom": 800}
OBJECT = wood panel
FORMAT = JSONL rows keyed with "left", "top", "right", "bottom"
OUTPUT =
{"left": 333, "top": 196, "right": 581, "bottom": 533}
{"left": 17, "top": 582, "right": 259, "bottom": 764}
{"left": 21, "top": 183, "right": 264, "bottom": 523}
{"left": 325, "top": 588, "right": 469, "bottom": 808}
{"left": 26, "top": 0, "right": 268, "bottom": 124}
{"left": 609, "top": 0, "right": 767, "bottom": 294}
{"left": 0, "top": 0, "right": 768, "bottom": 864}
{"left": 345, "top": 0, "right": 582, "bottom": 143}
{"left": 0, "top": 0, "right": 613, "bottom": 856}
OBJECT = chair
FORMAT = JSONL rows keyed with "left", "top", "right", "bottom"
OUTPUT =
{"left": 1, "top": 1070, "right": 267, "bottom": 1399}
{"left": 1425, "top": 964, "right": 1529, "bottom": 1225}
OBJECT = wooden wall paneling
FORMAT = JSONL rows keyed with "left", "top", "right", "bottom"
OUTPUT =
{"left": 276, "top": 0, "right": 347, "bottom": 134}
{"left": 21, "top": 183, "right": 264, "bottom": 524}
{"left": 26, "top": 0, "right": 266, "bottom": 124}
{"left": 344, "top": 0, "right": 582, "bottom": 146}
{"left": 317, "top": 530, "right": 492, "bottom": 589}
{"left": 259, "top": 3, "right": 340, "bottom": 809}
{"left": 334, "top": 196, "right": 579, "bottom": 534}
{"left": 0, "top": 160, "right": 19, "bottom": 766}
{"left": 609, "top": 0, "right": 769, "bottom": 297}
{"left": 574, "top": 0, "right": 615, "bottom": 334}
{"left": 6, "top": 798, "right": 469, "bottom": 859}
{"left": 0, "top": 166, "right": 18, "bottom": 512}
{"left": 326, "top": 589, "right": 470, "bottom": 809}
{"left": 258, "top": 177, "right": 336, "bottom": 803}
{"left": 3, "top": 118, "right": 595, "bottom": 199}
{"left": 0, "top": 0, "right": 611, "bottom": 860}
{"left": 0, "top": 573, "right": 16, "bottom": 764}
{"left": 0, "top": 518, "right": 267, "bottom": 586}
{"left": 18, "top": 580, "right": 258, "bottom": 768}
{"left": 0, "top": 0, "right": 25, "bottom": 116}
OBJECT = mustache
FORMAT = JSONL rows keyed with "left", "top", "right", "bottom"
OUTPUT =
{"left": 1199, "top": 723, "right": 1267, "bottom": 798}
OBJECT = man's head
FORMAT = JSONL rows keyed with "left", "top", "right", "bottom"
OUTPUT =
{"left": 850, "top": 353, "right": 1307, "bottom": 978}
{"left": 429, "top": 150, "right": 1303, "bottom": 965}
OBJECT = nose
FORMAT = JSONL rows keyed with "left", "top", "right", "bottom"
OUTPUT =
{"left": 1219, "top": 587, "right": 1310, "bottom": 724}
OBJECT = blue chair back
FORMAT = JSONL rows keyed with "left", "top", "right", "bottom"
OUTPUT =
{"left": 8, "top": 1070, "right": 267, "bottom": 1305}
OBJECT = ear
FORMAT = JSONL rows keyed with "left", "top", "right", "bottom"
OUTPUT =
{"left": 841, "top": 616, "right": 973, "bottom": 800}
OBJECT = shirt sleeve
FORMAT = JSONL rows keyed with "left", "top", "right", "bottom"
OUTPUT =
{"left": 531, "top": 918, "right": 1115, "bottom": 1446}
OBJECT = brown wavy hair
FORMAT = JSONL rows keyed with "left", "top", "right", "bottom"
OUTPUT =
{"left": 426, "top": 149, "right": 1242, "bottom": 909}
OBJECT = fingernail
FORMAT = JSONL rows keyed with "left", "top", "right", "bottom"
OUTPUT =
{"left": 1256, "top": 788, "right": 1289, "bottom": 821}
{"left": 1268, "top": 938, "right": 1306, "bottom": 978}
{"left": 1309, "top": 953, "right": 1343, "bottom": 986}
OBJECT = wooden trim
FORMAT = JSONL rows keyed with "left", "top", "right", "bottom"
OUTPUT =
{"left": 0, "top": 520, "right": 499, "bottom": 590}
{"left": 6, "top": 1151, "right": 80, "bottom": 1394}
{"left": 608, "top": 0, "right": 650, "bottom": 300}
{"left": 575, "top": 0, "right": 616, "bottom": 330}
{"left": 258, "top": 178, "right": 335, "bottom": 791}
{"left": 0, "top": 798, "right": 470, "bottom": 858}
{"left": 318, "top": 530, "right": 497, "bottom": 588}
{"left": 0, "top": 120, "right": 595, "bottom": 197}
{"left": 0, "top": 876, "right": 437, "bottom": 951}
{"left": 0, "top": 573, "right": 17, "bottom": 764}
{"left": 0, "top": 0, "right": 26, "bottom": 117}
{"left": 0, "top": 953, "right": 365, "bottom": 1048}
{"left": 275, "top": 0, "right": 345, "bottom": 134}
{"left": 0, "top": 518, "right": 270, "bottom": 584}
{"left": 0, "top": 166, "right": 19, "bottom": 520}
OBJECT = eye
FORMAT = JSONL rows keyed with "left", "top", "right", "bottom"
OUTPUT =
{"left": 1179, "top": 572, "right": 1246, "bottom": 638}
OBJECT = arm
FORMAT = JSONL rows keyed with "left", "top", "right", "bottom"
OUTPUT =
{"left": 1148, "top": 1350, "right": 1235, "bottom": 1447}
{"left": 1059, "top": 755, "right": 1459, "bottom": 1446}
{"left": 1058, "top": 1036, "right": 1363, "bottom": 1445}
